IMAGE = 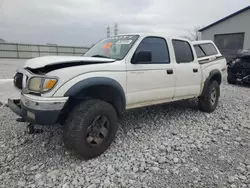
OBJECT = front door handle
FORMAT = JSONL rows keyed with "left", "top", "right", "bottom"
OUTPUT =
{"left": 166, "top": 69, "right": 173, "bottom": 74}
{"left": 193, "top": 68, "right": 198, "bottom": 73}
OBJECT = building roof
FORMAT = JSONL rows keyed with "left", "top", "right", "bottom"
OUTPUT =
{"left": 199, "top": 5, "right": 250, "bottom": 32}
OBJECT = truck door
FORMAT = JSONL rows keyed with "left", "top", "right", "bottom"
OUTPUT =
{"left": 126, "top": 36, "right": 175, "bottom": 108}
{"left": 172, "top": 39, "right": 202, "bottom": 99}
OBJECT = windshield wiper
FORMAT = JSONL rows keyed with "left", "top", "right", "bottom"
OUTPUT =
{"left": 91, "top": 55, "right": 111, "bottom": 58}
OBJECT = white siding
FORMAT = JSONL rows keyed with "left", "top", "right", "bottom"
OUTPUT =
{"left": 201, "top": 9, "right": 250, "bottom": 49}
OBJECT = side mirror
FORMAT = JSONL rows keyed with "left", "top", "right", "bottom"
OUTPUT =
{"left": 132, "top": 51, "right": 152, "bottom": 64}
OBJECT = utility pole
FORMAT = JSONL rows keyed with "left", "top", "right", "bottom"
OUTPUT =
{"left": 107, "top": 25, "right": 110, "bottom": 37}
{"left": 114, "top": 23, "right": 118, "bottom": 36}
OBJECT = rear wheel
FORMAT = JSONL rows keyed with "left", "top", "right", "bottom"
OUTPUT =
{"left": 198, "top": 80, "right": 220, "bottom": 113}
{"left": 63, "top": 99, "right": 118, "bottom": 159}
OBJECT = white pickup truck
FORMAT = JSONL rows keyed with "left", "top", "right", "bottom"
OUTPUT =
{"left": 8, "top": 33, "right": 227, "bottom": 159}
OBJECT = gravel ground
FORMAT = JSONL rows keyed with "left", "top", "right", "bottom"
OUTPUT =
{"left": 0, "top": 83, "right": 250, "bottom": 188}
{"left": 0, "top": 81, "right": 20, "bottom": 105}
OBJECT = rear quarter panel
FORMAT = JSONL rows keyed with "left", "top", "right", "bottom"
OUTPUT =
{"left": 199, "top": 57, "right": 227, "bottom": 94}
{"left": 193, "top": 40, "right": 227, "bottom": 94}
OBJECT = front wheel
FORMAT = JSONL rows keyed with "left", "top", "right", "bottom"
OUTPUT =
{"left": 198, "top": 80, "right": 220, "bottom": 113}
{"left": 63, "top": 99, "right": 118, "bottom": 159}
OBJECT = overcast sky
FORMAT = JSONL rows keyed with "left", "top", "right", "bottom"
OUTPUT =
{"left": 0, "top": 0, "right": 249, "bottom": 46}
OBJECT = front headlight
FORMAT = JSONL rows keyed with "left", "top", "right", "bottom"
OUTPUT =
{"left": 28, "top": 77, "right": 58, "bottom": 92}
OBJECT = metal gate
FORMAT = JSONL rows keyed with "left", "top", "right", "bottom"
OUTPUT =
{"left": 0, "top": 43, "right": 90, "bottom": 59}
{"left": 214, "top": 32, "right": 245, "bottom": 61}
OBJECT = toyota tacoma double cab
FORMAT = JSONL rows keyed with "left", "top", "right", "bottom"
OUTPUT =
{"left": 8, "top": 34, "right": 227, "bottom": 159}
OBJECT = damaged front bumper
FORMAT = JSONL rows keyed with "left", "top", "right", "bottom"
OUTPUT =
{"left": 8, "top": 94, "right": 68, "bottom": 125}
{"left": 236, "top": 75, "right": 250, "bottom": 83}
{"left": 228, "top": 67, "right": 250, "bottom": 84}
{"left": 227, "top": 51, "right": 250, "bottom": 84}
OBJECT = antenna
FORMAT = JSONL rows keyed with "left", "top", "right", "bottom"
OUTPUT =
{"left": 107, "top": 25, "right": 110, "bottom": 37}
{"left": 114, "top": 23, "right": 118, "bottom": 36}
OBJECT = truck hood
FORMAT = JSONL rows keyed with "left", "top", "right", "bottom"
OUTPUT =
{"left": 24, "top": 56, "right": 116, "bottom": 69}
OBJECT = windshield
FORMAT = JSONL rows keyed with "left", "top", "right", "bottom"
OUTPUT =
{"left": 83, "top": 35, "right": 139, "bottom": 60}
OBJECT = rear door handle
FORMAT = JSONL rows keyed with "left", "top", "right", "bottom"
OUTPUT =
{"left": 193, "top": 68, "right": 198, "bottom": 73}
{"left": 166, "top": 69, "right": 173, "bottom": 74}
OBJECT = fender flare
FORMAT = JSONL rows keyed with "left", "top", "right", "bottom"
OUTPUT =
{"left": 201, "top": 69, "right": 221, "bottom": 97}
{"left": 64, "top": 77, "right": 126, "bottom": 112}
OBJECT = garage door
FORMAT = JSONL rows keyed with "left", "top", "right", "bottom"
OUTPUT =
{"left": 214, "top": 33, "right": 245, "bottom": 61}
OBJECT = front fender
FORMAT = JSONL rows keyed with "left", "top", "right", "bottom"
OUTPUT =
{"left": 65, "top": 77, "right": 125, "bottom": 99}
{"left": 62, "top": 77, "right": 126, "bottom": 113}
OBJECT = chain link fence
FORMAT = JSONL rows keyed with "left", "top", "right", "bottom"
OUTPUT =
{"left": 0, "top": 42, "right": 90, "bottom": 59}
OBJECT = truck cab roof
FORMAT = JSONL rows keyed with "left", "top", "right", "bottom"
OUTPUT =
{"left": 112, "top": 33, "right": 192, "bottom": 42}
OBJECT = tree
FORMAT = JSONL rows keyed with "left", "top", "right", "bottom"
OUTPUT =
{"left": 0, "top": 38, "right": 5, "bottom": 42}
{"left": 181, "top": 26, "right": 202, "bottom": 41}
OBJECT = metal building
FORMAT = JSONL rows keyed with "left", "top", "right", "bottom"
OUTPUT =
{"left": 199, "top": 5, "right": 250, "bottom": 61}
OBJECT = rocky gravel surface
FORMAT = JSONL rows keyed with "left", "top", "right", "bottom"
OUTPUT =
{"left": 0, "top": 83, "right": 250, "bottom": 188}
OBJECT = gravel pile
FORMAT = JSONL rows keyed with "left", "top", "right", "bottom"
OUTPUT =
{"left": 0, "top": 83, "right": 250, "bottom": 188}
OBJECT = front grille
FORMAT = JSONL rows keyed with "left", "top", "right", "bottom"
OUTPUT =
{"left": 14, "top": 73, "right": 23, "bottom": 90}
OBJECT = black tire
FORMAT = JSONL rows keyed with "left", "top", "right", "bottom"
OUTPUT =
{"left": 198, "top": 80, "right": 220, "bottom": 113}
{"left": 227, "top": 78, "right": 236, "bottom": 84}
{"left": 227, "top": 71, "right": 236, "bottom": 84}
{"left": 63, "top": 99, "right": 118, "bottom": 159}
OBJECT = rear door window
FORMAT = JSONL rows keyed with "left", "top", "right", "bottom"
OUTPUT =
{"left": 172, "top": 39, "right": 194, "bottom": 63}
